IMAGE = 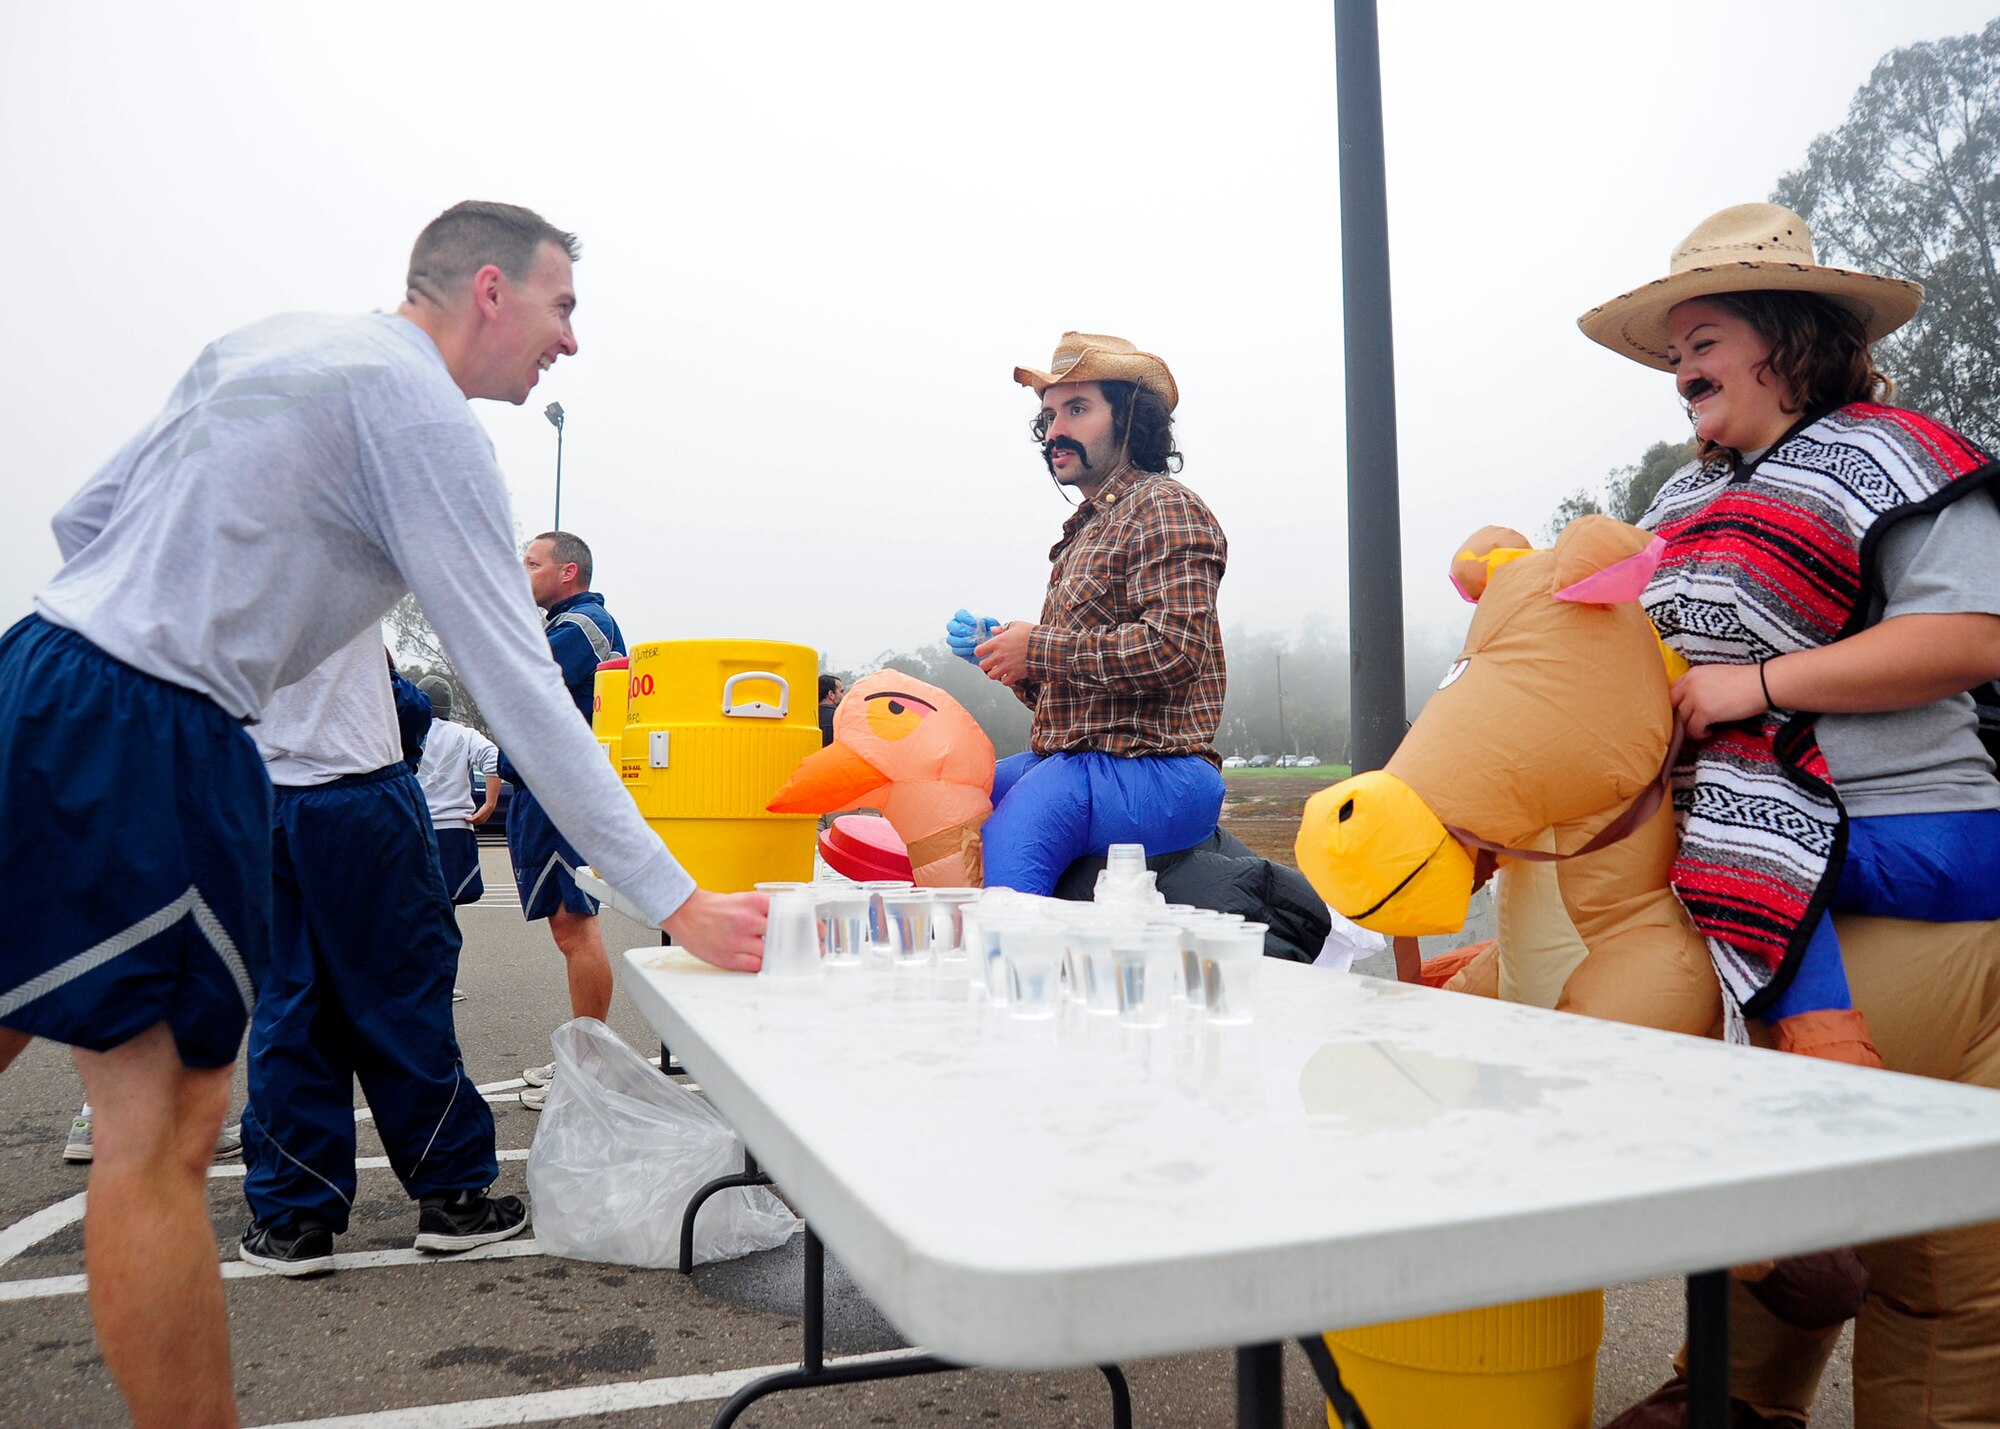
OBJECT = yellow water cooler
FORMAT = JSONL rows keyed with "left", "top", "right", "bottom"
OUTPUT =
{"left": 618, "top": 640, "right": 822, "bottom": 891}
{"left": 592, "top": 656, "right": 630, "bottom": 767}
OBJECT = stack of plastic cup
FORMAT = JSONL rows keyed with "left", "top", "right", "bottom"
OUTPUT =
{"left": 759, "top": 889, "right": 823, "bottom": 980}
{"left": 813, "top": 885, "right": 872, "bottom": 968}
{"left": 1196, "top": 921, "right": 1267, "bottom": 1023}
{"left": 1094, "top": 842, "right": 1163, "bottom": 909}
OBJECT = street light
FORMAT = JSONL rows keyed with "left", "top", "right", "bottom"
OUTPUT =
{"left": 544, "top": 402, "right": 565, "bottom": 529}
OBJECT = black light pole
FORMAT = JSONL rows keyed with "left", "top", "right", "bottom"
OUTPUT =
{"left": 545, "top": 402, "right": 565, "bottom": 529}
{"left": 1335, "top": 0, "right": 1407, "bottom": 774}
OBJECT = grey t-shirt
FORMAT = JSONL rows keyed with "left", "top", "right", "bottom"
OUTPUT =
{"left": 1818, "top": 490, "right": 2000, "bottom": 816}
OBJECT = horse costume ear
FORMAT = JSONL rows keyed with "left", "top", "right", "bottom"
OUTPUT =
{"left": 1449, "top": 525, "right": 1534, "bottom": 603}
{"left": 1551, "top": 516, "right": 1664, "bottom": 605}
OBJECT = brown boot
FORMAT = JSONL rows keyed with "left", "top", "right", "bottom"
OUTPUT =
{"left": 1600, "top": 1378, "right": 1807, "bottom": 1429}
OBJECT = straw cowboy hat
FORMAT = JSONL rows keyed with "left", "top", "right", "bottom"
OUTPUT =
{"left": 1578, "top": 203, "right": 1924, "bottom": 371}
{"left": 1014, "top": 331, "right": 1179, "bottom": 411}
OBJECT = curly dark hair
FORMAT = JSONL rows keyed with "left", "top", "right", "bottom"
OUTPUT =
{"left": 1691, "top": 291, "right": 1893, "bottom": 463}
{"left": 1029, "top": 379, "right": 1183, "bottom": 475}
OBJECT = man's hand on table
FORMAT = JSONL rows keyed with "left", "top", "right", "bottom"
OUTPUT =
{"left": 662, "top": 889, "right": 769, "bottom": 972}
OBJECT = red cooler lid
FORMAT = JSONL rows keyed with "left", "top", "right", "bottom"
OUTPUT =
{"left": 819, "top": 815, "right": 914, "bottom": 882}
{"left": 596, "top": 656, "right": 630, "bottom": 671}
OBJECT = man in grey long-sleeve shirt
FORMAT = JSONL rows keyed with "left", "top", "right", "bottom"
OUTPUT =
{"left": 0, "top": 200, "right": 769, "bottom": 1428}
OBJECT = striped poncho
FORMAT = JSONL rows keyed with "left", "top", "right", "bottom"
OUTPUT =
{"left": 1639, "top": 403, "right": 1997, "bottom": 1018}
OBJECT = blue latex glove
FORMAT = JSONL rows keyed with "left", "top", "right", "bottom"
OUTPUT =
{"left": 945, "top": 609, "right": 1000, "bottom": 665}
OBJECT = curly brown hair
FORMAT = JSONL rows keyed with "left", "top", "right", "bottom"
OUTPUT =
{"left": 1692, "top": 291, "right": 1894, "bottom": 463}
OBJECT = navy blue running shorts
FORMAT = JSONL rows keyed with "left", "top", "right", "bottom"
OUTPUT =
{"left": 505, "top": 783, "right": 598, "bottom": 921}
{"left": 0, "top": 616, "right": 271, "bottom": 1068}
{"left": 433, "top": 826, "right": 484, "bottom": 905}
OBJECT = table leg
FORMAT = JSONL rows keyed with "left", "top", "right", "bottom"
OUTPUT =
{"left": 707, "top": 1223, "right": 1131, "bottom": 1429}
{"left": 1686, "top": 1269, "right": 1731, "bottom": 1429}
{"left": 1236, "top": 1342, "right": 1284, "bottom": 1428}
{"left": 1296, "top": 1336, "right": 1373, "bottom": 1428}
{"left": 677, "top": 1151, "right": 772, "bottom": 1274}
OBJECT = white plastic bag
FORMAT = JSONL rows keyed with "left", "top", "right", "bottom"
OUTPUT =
{"left": 525, "top": 1018, "right": 799, "bottom": 1267}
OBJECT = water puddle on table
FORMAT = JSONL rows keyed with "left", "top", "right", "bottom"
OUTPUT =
{"left": 1297, "top": 1041, "right": 1585, "bottom": 1130}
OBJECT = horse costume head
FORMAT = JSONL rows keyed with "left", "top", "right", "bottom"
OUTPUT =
{"left": 1297, "top": 517, "right": 1717, "bottom": 1027}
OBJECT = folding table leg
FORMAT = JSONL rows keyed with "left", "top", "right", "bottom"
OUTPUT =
{"left": 1685, "top": 1270, "right": 1730, "bottom": 1429}
{"left": 677, "top": 1151, "right": 772, "bottom": 1274}
{"left": 1296, "top": 1336, "right": 1373, "bottom": 1428}
{"left": 1236, "top": 1342, "right": 1284, "bottom": 1428}
{"left": 707, "top": 1224, "right": 1132, "bottom": 1429}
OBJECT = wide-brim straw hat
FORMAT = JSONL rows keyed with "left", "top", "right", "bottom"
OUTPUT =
{"left": 1578, "top": 203, "right": 1923, "bottom": 371}
{"left": 1014, "top": 331, "right": 1179, "bottom": 411}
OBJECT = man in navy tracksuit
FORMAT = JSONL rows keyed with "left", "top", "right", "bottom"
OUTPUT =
{"left": 506, "top": 531, "right": 623, "bottom": 1109}
{"left": 239, "top": 632, "right": 526, "bottom": 1274}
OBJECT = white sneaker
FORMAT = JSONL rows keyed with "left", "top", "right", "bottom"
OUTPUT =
{"left": 452, "top": 987, "right": 467, "bottom": 1002}
{"left": 63, "top": 1116, "right": 93, "bottom": 1164}
{"left": 520, "top": 1083, "right": 549, "bottom": 1111}
{"left": 213, "top": 1122, "right": 244, "bottom": 1161}
{"left": 521, "top": 1062, "right": 556, "bottom": 1087}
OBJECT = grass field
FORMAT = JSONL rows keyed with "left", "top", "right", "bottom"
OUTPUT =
{"left": 1221, "top": 764, "right": 1350, "bottom": 781}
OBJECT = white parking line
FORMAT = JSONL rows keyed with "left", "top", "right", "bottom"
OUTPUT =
{"left": 0, "top": 1235, "right": 549, "bottom": 1303}
{"left": 248, "top": 1349, "right": 932, "bottom": 1429}
{"left": 0, "top": 1150, "right": 531, "bottom": 1270}
{"left": 0, "top": 1193, "right": 86, "bottom": 1270}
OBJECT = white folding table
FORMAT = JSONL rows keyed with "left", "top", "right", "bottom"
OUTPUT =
{"left": 613, "top": 934, "right": 2000, "bottom": 1428}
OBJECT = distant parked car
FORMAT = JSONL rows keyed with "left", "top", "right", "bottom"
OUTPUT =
{"left": 1293, "top": 754, "right": 1320, "bottom": 768}
{"left": 1247, "top": 754, "right": 1274, "bottom": 768}
{"left": 1221, "top": 755, "right": 1248, "bottom": 769}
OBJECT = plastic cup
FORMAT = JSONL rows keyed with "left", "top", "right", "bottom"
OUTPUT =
{"left": 813, "top": 886, "right": 872, "bottom": 967}
{"left": 858, "top": 880, "right": 914, "bottom": 945}
{"left": 1199, "top": 922, "right": 1267, "bottom": 1023}
{"left": 1065, "top": 920, "right": 1120, "bottom": 1015}
{"left": 928, "top": 889, "right": 981, "bottom": 959}
{"left": 1105, "top": 843, "right": 1148, "bottom": 877}
{"left": 1112, "top": 927, "right": 1179, "bottom": 1027}
{"left": 974, "top": 906, "right": 1044, "bottom": 1004}
{"left": 881, "top": 888, "right": 937, "bottom": 966}
{"left": 754, "top": 880, "right": 813, "bottom": 895}
{"left": 759, "top": 890, "right": 823, "bottom": 980}
{"left": 1170, "top": 909, "right": 1228, "bottom": 1006}
{"left": 1001, "top": 923, "right": 1066, "bottom": 1020}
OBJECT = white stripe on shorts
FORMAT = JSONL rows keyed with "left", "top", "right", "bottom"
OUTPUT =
{"left": 0, "top": 887, "right": 255, "bottom": 1020}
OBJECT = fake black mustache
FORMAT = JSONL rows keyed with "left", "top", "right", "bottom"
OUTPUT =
{"left": 1043, "top": 436, "right": 1091, "bottom": 473}
{"left": 1682, "top": 378, "right": 1716, "bottom": 401}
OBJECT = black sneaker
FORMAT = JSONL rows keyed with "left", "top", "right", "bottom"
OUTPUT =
{"left": 414, "top": 1189, "right": 529, "bottom": 1253}
{"left": 239, "top": 1219, "right": 336, "bottom": 1277}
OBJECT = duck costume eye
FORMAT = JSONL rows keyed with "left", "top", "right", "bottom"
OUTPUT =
{"left": 866, "top": 691, "right": 938, "bottom": 742}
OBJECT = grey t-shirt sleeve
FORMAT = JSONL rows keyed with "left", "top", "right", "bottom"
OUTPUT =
{"left": 1818, "top": 491, "right": 2000, "bottom": 816}
{"left": 357, "top": 416, "right": 695, "bottom": 923}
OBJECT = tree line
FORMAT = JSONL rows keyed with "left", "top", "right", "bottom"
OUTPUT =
{"left": 1552, "top": 19, "right": 2000, "bottom": 531}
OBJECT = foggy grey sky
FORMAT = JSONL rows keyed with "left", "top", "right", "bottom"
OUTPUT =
{"left": 4, "top": 1, "right": 1993, "bottom": 677}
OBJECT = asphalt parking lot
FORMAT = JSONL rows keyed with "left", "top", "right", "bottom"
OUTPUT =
{"left": 0, "top": 848, "right": 1853, "bottom": 1427}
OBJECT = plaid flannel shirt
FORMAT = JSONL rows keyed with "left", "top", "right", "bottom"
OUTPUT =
{"left": 1018, "top": 465, "right": 1228, "bottom": 764}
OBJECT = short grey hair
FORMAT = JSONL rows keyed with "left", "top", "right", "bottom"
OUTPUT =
{"left": 533, "top": 530, "right": 593, "bottom": 590}
{"left": 407, "top": 201, "right": 580, "bottom": 307}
